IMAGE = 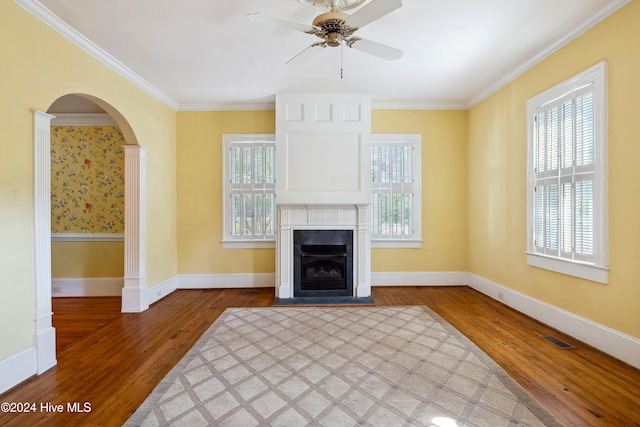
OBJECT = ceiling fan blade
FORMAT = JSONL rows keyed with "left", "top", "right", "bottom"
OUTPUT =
{"left": 247, "top": 13, "right": 320, "bottom": 34}
{"left": 345, "top": 0, "right": 402, "bottom": 29}
{"left": 346, "top": 37, "right": 402, "bottom": 60}
{"left": 286, "top": 42, "right": 327, "bottom": 66}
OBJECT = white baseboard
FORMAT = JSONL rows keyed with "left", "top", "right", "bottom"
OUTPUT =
{"left": 52, "top": 278, "right": 123, "bottom": 297}
{"left": 178, "top": 273, "right": 275, "bottom": 289}
{"left": 146, "top": 276, "right": 179, "bottom": 306}
{"left": 49, "top": 271, "right": 640, "bottom": 370}
{"left": 0, "top": 347, "right": 37, "bottom": 395}
{"left": 371, "top": 271, "right": 468, "bottom": 286}
{"left": 468, "top": 273, "right": 640, "bottom": 369}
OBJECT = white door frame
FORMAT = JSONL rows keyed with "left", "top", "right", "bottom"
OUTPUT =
{"left": 33, "top": 108, "right": 147, "bottom": 374}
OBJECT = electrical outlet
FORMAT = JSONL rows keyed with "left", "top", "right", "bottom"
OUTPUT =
{"left": 498, "top": 292, "right": 504, "bottom": 300}
{"left": 52, "top": 287, "right": 62, "bottom": 293}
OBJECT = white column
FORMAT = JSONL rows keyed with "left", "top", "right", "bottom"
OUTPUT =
{"left": 122, "top": 145, "right": 148, "bottom": 312}
{"left": 33, "top": 110, "right": 56, "bottom": 373}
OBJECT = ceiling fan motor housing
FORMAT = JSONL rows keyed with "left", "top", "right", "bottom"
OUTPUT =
{"left": 312, "top": 11, "right": 356, "bottom": 46}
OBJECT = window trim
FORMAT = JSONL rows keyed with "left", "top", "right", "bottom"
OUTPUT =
{"left": 526, "top": 62, "right": 608, "bottom": 283}
{"left": 221, "top": 134, "right": 276, "bottom": 249}
{"left": 370, "top": 134, "right": 422, "bottom": 249}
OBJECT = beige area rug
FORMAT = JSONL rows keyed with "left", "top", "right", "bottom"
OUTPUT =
{"left": 125, "top": 306, "right": 562, "bottom": 426}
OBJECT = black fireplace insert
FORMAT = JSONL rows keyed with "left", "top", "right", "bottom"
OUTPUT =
{"left": 293, "top": 230, "right": 353, "bottom": 297}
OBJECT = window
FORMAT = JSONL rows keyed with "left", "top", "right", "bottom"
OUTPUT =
{"left": 222, "top": 135, "right": 275, "bottom": 248}
{"left": 526, "top": 62, "right": 608, "bottom": 283}
{"left": 370, "top": 135, "right": 422, "bottom": 248}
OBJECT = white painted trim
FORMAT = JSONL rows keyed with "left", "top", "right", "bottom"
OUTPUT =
{"left": 468, "top": 273, "right": 640, "bottom": 369}
{"left": 221, "top": 240, "right": 276, "bottom": 249}
{"left": 370, "top": 134, "right": 422, "bottom": 244}
{"left": 13, "top": 0, "right": 179, "bottom": 110}
{"left": 178, "top": 101, "right": 469, "bottom": 112}
{"left": 178, "top": 273, "right": 275, "bottom": 289}
{"left": 372, "top": 101, "right": 467, "bottom": 111}
{"left": 177, "top": 272, "right": 469, "bottom": 290}
{"left": 467, "top": 0, "right": 631, "bottom": 107}
{"left": 178, "top": 102, "right": 276, "bottom": 112}
{"left": 526, "top": 253, "right": 609, "bottom": 284}
{"left": 371, "top": 240, "right": 422, "bottom": 249}
{"left": 0, "top": 347, "right": 37, "bottom": 394}
{"left": 52, "top": 233, "right": 124, "bottom": 242}
{"left": 221, "top": 134, "right": 276, "bottom": 246}
{"left": 371, "top": 271, "right": 468, "bottom": 286}
{"left": 51, "top": 278, "right": 123, "bottom": 297}
{"left": 33, "top": 110, "right": 57, "bottom": 375}
{"left": 50, "top": 113, "right": 116, "bottom": 126}
{"left": 525, "top": 62, "right": 609, "bottom": 282}
{"left": 122, "top": 145, "right": 148, "bottom": 313}
{"left": 146, "top": 276, "right": 179, "bottom": 306}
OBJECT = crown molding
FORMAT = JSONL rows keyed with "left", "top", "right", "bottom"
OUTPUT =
{"left": 51, "top": 113, "right": 116, "bottom": 126}
{"left": 14, "top": 0, "right": 180, "bottom": 111}
{"left": 177, "top": 100, "right": 467, "bottom": 112}
{"left": 467, "top": 0, "right": 632, "bottom": 108}
{"left": 372, "top": 101, "right": 467, "bottom": 111}
{"left": 177, "top": 102, "right": 276, "bottom": 112}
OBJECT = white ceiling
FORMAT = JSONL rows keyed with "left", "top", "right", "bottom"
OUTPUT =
{"left": 26, "top": 0, "right": 629, "bottom": 110}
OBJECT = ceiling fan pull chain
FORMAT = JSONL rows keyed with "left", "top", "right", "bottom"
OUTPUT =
{"left": 341, "top": 41, "right": 344, "bottom": 79}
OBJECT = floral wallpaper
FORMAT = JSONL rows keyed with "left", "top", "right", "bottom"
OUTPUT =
{"left": 50, "top": 125, "right": 125, "bottom": 233}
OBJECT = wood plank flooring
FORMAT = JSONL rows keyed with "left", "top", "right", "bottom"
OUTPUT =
{"left": 0, "top": 286, "right": 638, "bottom": 426}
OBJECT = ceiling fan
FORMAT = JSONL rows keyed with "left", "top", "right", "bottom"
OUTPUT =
{"left": 248, "top": 0, "right": 403, "bottom": 66}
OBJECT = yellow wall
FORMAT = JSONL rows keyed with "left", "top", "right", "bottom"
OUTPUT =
{"left": 176, "top": 109, "right": 468, "bottom": 274}
{"left": 52, "top": 242, "right": 124, "bottom": 277}
{"left": 177, "top": 111, "right": 276, "bottom": 274}
{"left": 467, "top": 1, "right": 640, "bottom": 338}
{"left": 371, "top": 110, "right": 468, "bottom": 272}
{"left": 0, "top": 2, "right": 177, "bottom": 360}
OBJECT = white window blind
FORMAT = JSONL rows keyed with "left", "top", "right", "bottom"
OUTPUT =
{"left": 533, "top": 88, "right": 596, "bottom": 263}
{"left": 527, "top": 62, "right": 608, "bottom": 283}
{"left": 222, "top": 135, "right": 275, "bottom": 245}
{"left": 370, "top": 135, "right": 421, "bottom": 245}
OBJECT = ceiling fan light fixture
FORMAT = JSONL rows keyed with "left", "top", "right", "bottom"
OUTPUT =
{"left": 326, "top": 32, "right": 343, "bottom": 47}
{"left": 298, "top": 0, "right": 366, "bottom": 12}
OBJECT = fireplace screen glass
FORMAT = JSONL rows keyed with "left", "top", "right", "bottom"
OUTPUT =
{"left": 301, "top": 245, "right": 346, "bottom": 285}
{"left": 293, "top": 230, "right": 353, "bottom": 297}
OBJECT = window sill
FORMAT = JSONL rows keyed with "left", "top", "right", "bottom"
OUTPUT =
{"left": 372, "top": 240, "right": 422, "bottom": 249}
{"left": 222, "top": 240, "right": 275, "bottom": 249}
{"left": 526, "top": 252, "right": 608, "bottom": 284}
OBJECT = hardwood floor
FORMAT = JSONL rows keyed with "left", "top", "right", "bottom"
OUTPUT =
{"left": 1, "top": 286, "right": 638, "bottom": 426}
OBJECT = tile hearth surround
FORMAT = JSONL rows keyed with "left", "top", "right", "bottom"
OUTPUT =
{"left": 275, "top": 94, "right": 372, "bottom": 299}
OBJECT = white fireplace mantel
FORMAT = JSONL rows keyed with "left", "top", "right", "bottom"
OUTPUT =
{"left": 275, "top": 93, "right": 372, "bottom": 299}
{"left": 276, "top": 204, "right": 371, "bottom": 299}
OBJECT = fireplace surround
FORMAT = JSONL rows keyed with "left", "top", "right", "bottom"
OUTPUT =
{"left": 275, "top": 204, "right": 370, "bottom": 300}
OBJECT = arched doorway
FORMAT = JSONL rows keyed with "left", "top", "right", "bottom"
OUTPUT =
{"left": 33, "top": 94, "right": 147, "bottom": 374}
